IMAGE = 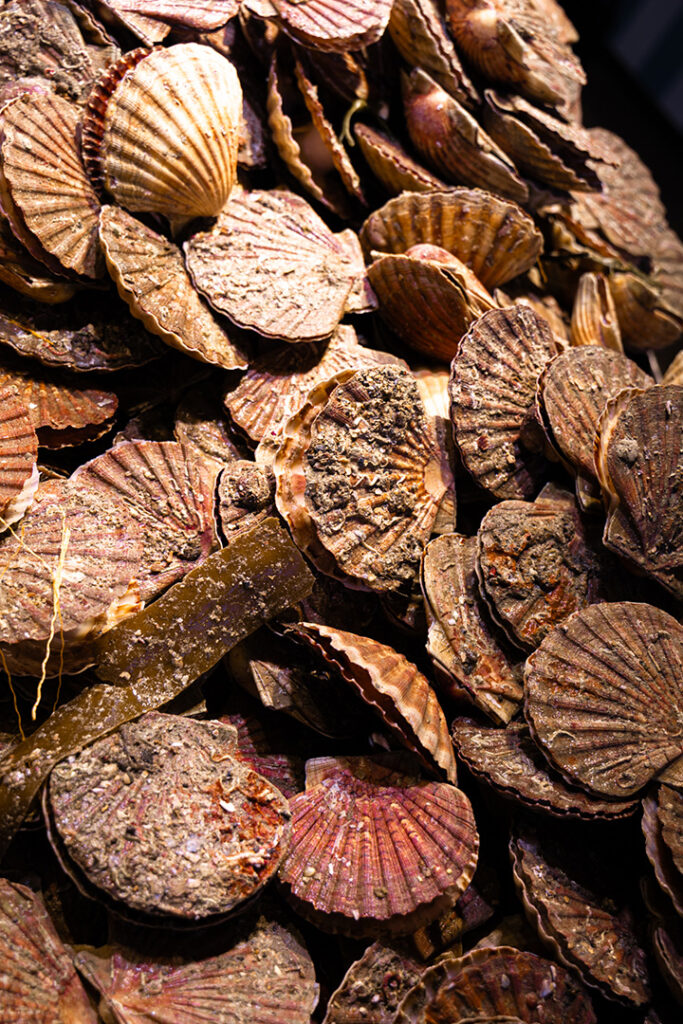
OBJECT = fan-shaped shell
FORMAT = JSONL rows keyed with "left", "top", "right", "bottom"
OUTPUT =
{"left": 0, "top": 91, "right": 103, "bottom": 279}
{"left": 323, "top": 940, "right": 423, "bottom": 1024}
{"left": 100, "top": 205, "right": 246, "bottom": 370}
{"left": 361, "top": 189, "right": 541, "bottom": 290}
{"left": 525, "top": 602, "right": 683, "bottom": 797}
{"left": 0, "top": 383, "right": 38, "bottom": 525}
{"left": 82, "top": 44, "right": 242, "bottom": 219}
{"left": 104, "top": 1, "right": 239, "bottom": 31}
{"left": 74, "top": 915, "right": 318, "bottom": 1024}
{"left": 610, "top": 267, "right": 682, "bottom": 352}
{"left": 270, "top": 0, "right": 394, "bottom": 52}
{"left": 570, "top": 272, "right": 622, "bottom": 351}
{"left": 422, "top": 534, "right": 523, "bottom": 725}
{"left": 0, "top": 878, "right": 97, "bottom": 1024}
{"left": 354, "top": 123, "right": 448, "bottom": 196}
{"left": 449, "top": 305, "right": 561, "bottom": 499}
{"left": 278, "top": 755, "right": 478, "bottom": 935}
{"left": 185, "top": 188, "right": 365, "bottom": 343}
{"left": 97, "top": 2, "right": 170, "bottom": 45}
{"left": 0, "top": 213, "right": 77, "bottom": 304}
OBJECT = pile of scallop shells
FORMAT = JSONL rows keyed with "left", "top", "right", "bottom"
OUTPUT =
{"left": 0, "top": 1, "right": 681, "bottom": 1022}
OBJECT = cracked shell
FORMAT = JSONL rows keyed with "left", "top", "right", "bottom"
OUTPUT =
{"left": 0, "top": 382, "right": 38, "bottom": 526}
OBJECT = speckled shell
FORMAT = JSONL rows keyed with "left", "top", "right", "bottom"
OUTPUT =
{"left": 274, "top": 365, "right": 453, "bottom": 594}
{"left": 0, "top": 91, "right": 103, "bottom": 279}
{"left": 595, "top": 385, "right": 683, "bottom": 599}
{"left": 291, "top": 623, "right": 457, "bottom": 783}
{"left": 185, "top": 188, "right": 365, "bottom": 343}
{"left": 100, "top": 205, "right": 246, "bottom": 371}
{"left": 510, "top": 831, "right": 650, "bottom": 1005}
{"left": 0, "top": 382, "right": 38, "bottom": 525}
{"left": 449, "top": 305, "right": 560, "bottom": 499}
{"left": 174, "top": 387, "right": 244, "bottom": 468}
{"left": 218, "top": 460, "right": 275, "bottom": 544}
{"left": 642, "top": 791, "right": 683, "bottom": 917}
{"left": 422, "top": 534, "right": 523, "bottom": 724}
{"left": 0, "top": 878, "right": 97, "bottom": 1024}
{"left": 453, "top": 718, "right": 638, "bottom": 820}
{"left": 354, "top": 123, "right": 449, "bottom": 196}
{"left": 74, "top": 915, "right": 318, "bottom": 1024}
{"left": 323, "top": 940, "right": 423, "bottom": 1024}
{"left": 570, "top": 272, "right": 622, "bottom": 351}
{"left": 270, "top": 0, "right": 394, "bottom": 52}
{"left": 403, "top": 69, "right": 528, "bottom": 205}
{"left": 278, "top": 755, "right": 478, "bottom": 936}
{"left": 394, "top": 946, "right": 597, "bottom": 1023}
{"left": 360, "top": 189, "right": 542, "bottom": 289}
{"left": 82, "top": 44, "right": 242, "bottom": 219}
{"left": 525, "top": 602, "right": 683, "bottom": 798}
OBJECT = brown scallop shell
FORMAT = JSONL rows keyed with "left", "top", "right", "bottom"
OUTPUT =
{"left": 570, "top": 272, "right": 623, "bottom": 351}
{"left": 510, "top": 830, "right": 650, "bottom": 1005}
{"left": 100, "top": 205, "right": 246, "bottom": 371}
{"left": 274, "top": 365, "right": 453, "bottom": 594}
{"left": 449, "top": 305, "right": 561, "bottom": 499}
{"left": 422, "top": 534, "right": 523, "bottom": 724}
{"left": 360, "top": 189, "right": 542, "bottom": 290}
{"left": 290, "top": 622, "right": 457, "bottom": 783}
{"left": 269, "top": 0, "right": 394, "bottom": 52}
{"left": 0, "top": 878, "right": 97, "bottom": 1024}
{"left": 218, "top": 460, "right": 275, "bottom": 544}
{"left": 0, "top": 382, "right": 38, "bottom": 525}
{"left": 70, "top": 439, "right": 218, "bottom": 600}
{"left": 609, "top": 267, "right": 682, "bottom": 353}
{"left": 184, "top": 188, "right": 365, "bottom": 343}
{"left": 642, "top": 791, "right": 683, "bottom": 917}
{"left": 82, "top": 44, "right": 242, "bottom": 220}
{"left": 96, "top": 2, "right": 170, "bottom": 44}
{"left": 0, "top": 213, "right": 77, "bottom": 304}
{"left": 663, "top": 349, "right": 683, "bottom": 388}
{"left": 323, "top": 940, "right": 423, "bottom": 1024}
{"left": 74, "top": 914, "right": 318, "bottom": 1024}
{"left": 403, "top": 68, "right": 528, "bottom": 205}
{"left": 652, "top": 923, "right": 683, "bottom": 1008}
{"left": 0, "top": 91, "right": 103, "bottom": 279}
{"left": 353, "top": 123, "right": 449, "bottom": 196}
{"left": 658, "top": 785, "right": 683, "bottom": 878}
{"left": 174, "top": 387, "right": 245, "bottom": 468}
{"left": 394, "top": 946, "right": 597, "bottom": 1023}
{"left": 278, "top": 754, "right": 478, "bottom": 936}
{"left": 453, "top": 718, "right": 638, "bottom": 820}
{"left": 46, "top": 713, "right": 291, "bottom": 922}
{"left": 595, "top": 385, "right": 683, "bottom": 599}
{"left": 103, "top": 1, "right": 239, "bottom": 31}
{"left": 525, "top": 601, "right": 683, "bottom": 798}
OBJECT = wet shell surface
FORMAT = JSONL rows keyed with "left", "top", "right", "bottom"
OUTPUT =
{"left": 322, "top": 940, "right": 423, "bottom": 1024}
{"left": 82, "top": 43, "right": 242, "bottom": 219}
{"left": 74, "top": 914, "right": 318, "bottom": 1024}
{"left": 360, "top": 188, "right": 542, "bottom": 290}
{"left": 452, "top": 718, "right": 638, "bottom": 820}
{"left": 185, "top": 188, "right": 366, "bottom": 343}
{"left": 525, "top": 602, "right": 683, "bottom": 797}
{"left": 422, "top": 534, "right": 523, "bottom": 725}
{"left": 278, "top": 755, "right": 478, "bottom": 935}
{"left": 99, "top": 205, "right": 246, "bottom": 370}
{"left": 47, "top": 713, "right": 291, "bottom": 921}
{"left": 353, "top": 122, "right": 449, "bottom": 196}
{"left": 0, "top": 878, "right": 97, "bottom": 1024}
{"left": 0, "top": 382, "right": 38, "bottom": 525}
{"left": 449, "top": 305, "right": 561, "bottom": 500}
{"left": 270, "top": 0, "right": 395, "bottom": 53}
{"left": 274, "top": 365, "right": 453, "bottom": 594}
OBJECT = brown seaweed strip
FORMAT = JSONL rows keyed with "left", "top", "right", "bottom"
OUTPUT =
{"left": 0, "top": 519, "right": 313, "bottom": 856}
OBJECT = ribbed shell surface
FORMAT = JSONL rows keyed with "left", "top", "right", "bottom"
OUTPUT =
{"left": 0, "top": 382, "right": 38, "bottom": 521}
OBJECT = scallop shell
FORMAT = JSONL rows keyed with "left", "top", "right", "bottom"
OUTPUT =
{"left": 220, "top": 701, "right": 307, "bottom": 800}
{"left": 185, "top": 188, "right": 365, "bottom": 343}
{"left": 97, "top": 2, "right": 170, "bottom": 44}
{"left": 270, "top": 0, "right": 394, "bottom": 52}
{"left": 609, "top": 267, "right": 682, "bottom": 353}
{"left": 278, "top": 754, "right": 478, "bottom": 936}
{"left": 354, "top": 123, "right": 449, "bottom": 196}
{"left": 453, "top": 718, "right": 638, "bottom": 820}
{"left": 274, "top": 365, "right": 453, "bottom": 594}
{"left": 0, "top": 213, "right": 77, "bottom": 304}
{"left": 291, "top": 622, "right": 458, "bottom": 783}
{"left": 100, "top": 205, "right": 246, "bottom": 371}
{"left": 570, "top": 272, "right": 623, "bottom": 351}
{"left": 103, "top": 1, "right": 239, "bottom": 30}
{"left": 218, "top": 460, "right": 275, "bottom": 544}
{"left": 595, "top": 385, "right": 683, "bottom": 599}
{"left": 360, "top": 189, "right": 542, "bottom": 289}
{"left": 403, "top": 69, "right": 528, "bottom": 205}
{"left": 525, "top": 602, "right": 683, "bottom": 798}
{"left": 323, "top": 940, "right": 423, "bottom": 1024}
{"left": 449, "top": 305, "right": 561, "bottom": 499}
{"left": 394, "top": 946, "right": 597, "bottom": 1024}
{"left": 658, "top": 785, "right": 683, "bottom": 877}
{"left": 74, "top": 915, "right": 318, "bottom": 1024}
{"left": 82, "top": 44, "right": 242, "bottom": 219}
{"left": 422, "top": 534, "right": 523, "bottom": 724}
{"left": 0, "top": 91, "right": 103, "bottom": 279}
{"left": 510, "top": 830, "right": 650, "bottom": 1005}
{"left": 0, "top": 382, "right": 38, "bottom": 525}
{"left": 642, "top": 791, "right": 683, "bottom": 917}
{"left": 47, "top": 713, "right": 291, "bottom": 921}
{"left": 174, "top": 386, "right": 244, "bottom": 468}
{"left": 652, "top": 924, "right": 683, "bottom": 1008}
{"left": 71, "top": 440, "right": 219, "bottom": 601}
{"left": 0, "top": 878, "right": 97, "bottom": 1024}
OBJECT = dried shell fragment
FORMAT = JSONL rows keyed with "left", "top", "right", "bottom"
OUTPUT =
{"left": 0, "top": 382, "right": 38, "bottom": 525}
{"left": 274, "top": 365, "right": 453, "bottom": 594}
{"left": 453, "top": 718, "right": 638, "bottom": 820}
{"left": 422, "top": 534, "right": 523, "bottom": 724}
{"left": 525, "top": 602, "right": 683, "bottom": 797}
{"left": 100, "top": 205, "right": 246, "bottom": 370}
{"left": 185, "top": 189, "right": 365, "bottom": 343}
{"left": 270, "top": 0, "right": 394, "bottom": 53}
{"left": 449, "top": 305, "right": 561, "bottom": 499}
{"left": 47, "top": 713, "right": 291, "bottom": 921}
{"left": 323, "top": 940, "right": 423, "bottom": 1024}
{"left": 0, "top": 878, "right": 97, "bottom": 1024}
{"left": 83, "top": 43, "right": 242, "bottom": 219}
{"left": 361, "top": 189, "right": 542, "bottom": 290}
{"left": 510, "top": 830, "right": 650, "bottom": 1005}
{"left": 278, "top": 755, "right": 478, "bottom": 935}
{"left": 75, "top": 914, "right": 317, "bottom": 1024}
{"left": 354, "top": 123, "right": 449, "bottom": 196}
{"left": 570, "top": 272, "right": 622, "bottom": 351}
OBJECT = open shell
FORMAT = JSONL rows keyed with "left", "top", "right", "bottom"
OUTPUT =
{"left": 525, "top": 602, "right": 683, "bottom": 798}
{"left": 269, "top": 0, "right": 394, "bottom": 53}
{"left": 0, "top": 382, "right": 38, "bottom": 526}
{"left": 323, "top": 940, "right": 423, "bottom": 1024}
{"left": 354, "top": 122, "right": 449, "bottom": 196}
